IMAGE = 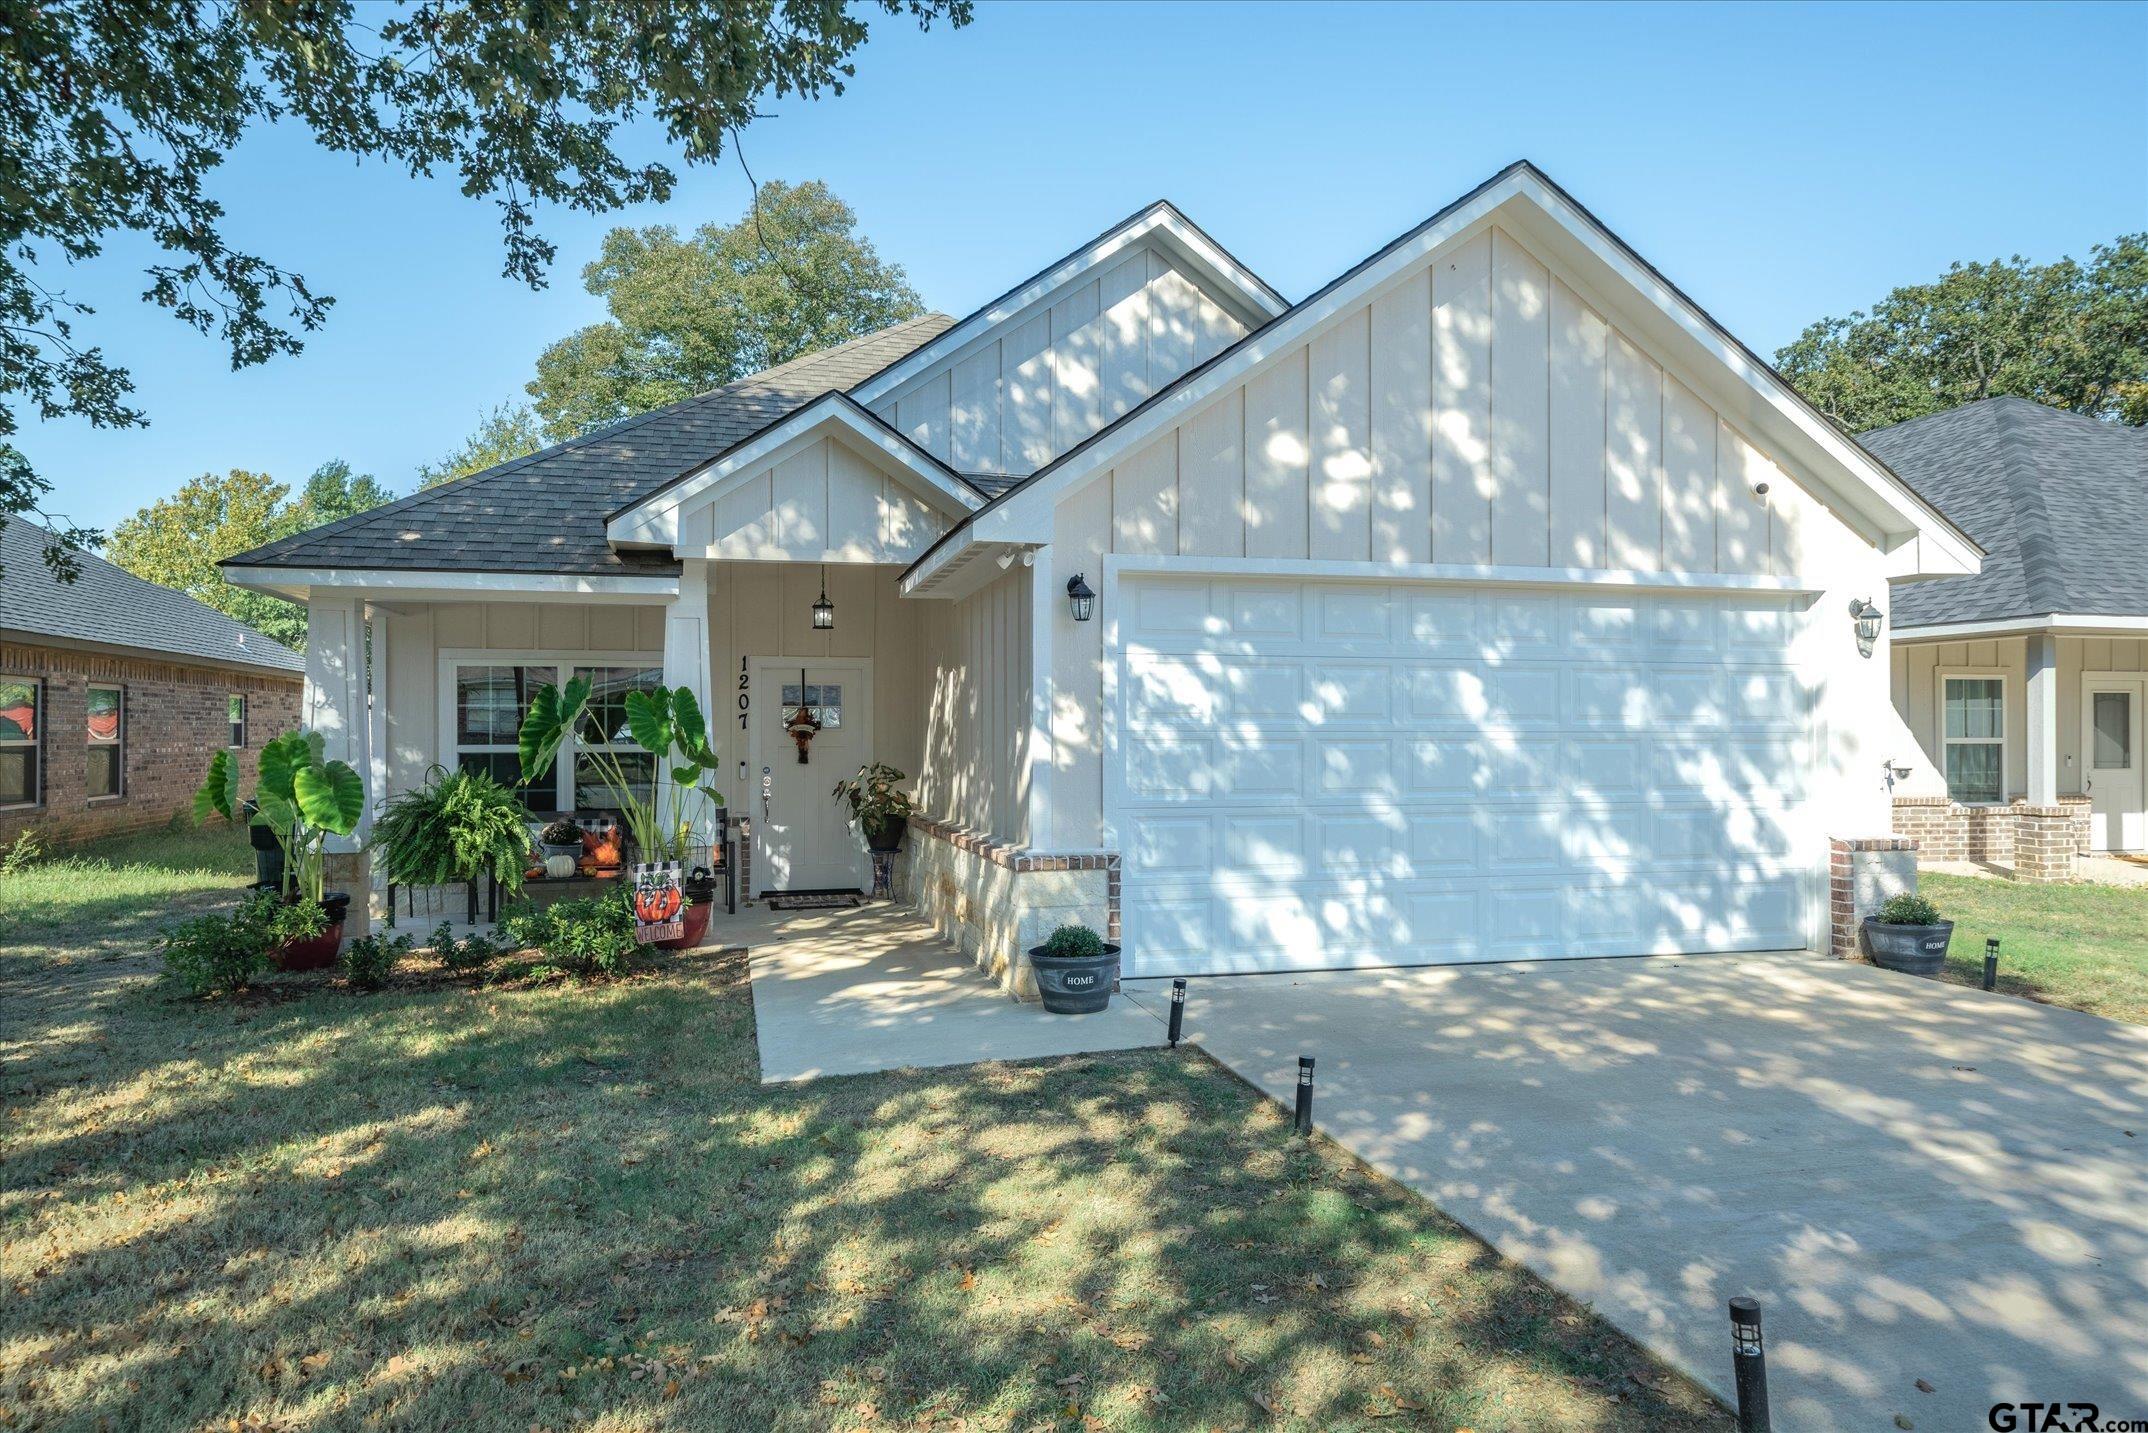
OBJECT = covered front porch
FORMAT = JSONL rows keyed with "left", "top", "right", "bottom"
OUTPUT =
{"left": 1891, "top": 625, "right": 2148, "bottom": 877}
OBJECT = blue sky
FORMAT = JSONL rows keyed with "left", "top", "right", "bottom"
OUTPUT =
{"left": 21, "top": 0, "right": 2146, "bottom": 538}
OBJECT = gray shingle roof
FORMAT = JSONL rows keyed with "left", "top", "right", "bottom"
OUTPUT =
{"left": 0, "top": 516, "right": 303, "bottom": 674}
{"left": 1861, "top": 398, "right": 2148, "bottom": 628}
{"left": 226, "top": 314, "right": 956, "bottom": 576}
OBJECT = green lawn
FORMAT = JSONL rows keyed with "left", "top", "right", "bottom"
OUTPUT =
{"left": 0, "top": 832, "right": 1724, "bottom": 1431}
{"left": 0, "top": 823, "right": 254, "bottom": 953}
{"left": 1920, "top": 871, "right": 2148, "bottom": 1024}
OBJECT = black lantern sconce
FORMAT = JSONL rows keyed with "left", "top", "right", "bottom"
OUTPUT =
{"left": 811, "top": 564, "right": 834, "bottom": 631}
{"left": 1849, "top": 597, "right": 1883, "bottom": 658}
{"left": 1066, "top": 573, "right": 1096, "bottom": 623}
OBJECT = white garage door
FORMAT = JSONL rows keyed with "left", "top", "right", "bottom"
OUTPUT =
{"left": 1111, "top": 576, "right": 1822, "bottom": 976}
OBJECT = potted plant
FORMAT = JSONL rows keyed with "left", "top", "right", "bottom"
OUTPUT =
{"left": 196, "top": 731, "right": 365, "bottom": 970}
{"left": 831, "top": 762, "right": 915, "bottom": 852}
{"left": 1863, "top": 892, "right": 1954, "bottom": 977}
{"left": 519, "top": 678, "right": 725, "bottom": 950}
{"left": 371, "top": 765, "right": 535, "bottom": 900}
{"left": 1026, "top": 923, "right": 1122, "bottom": 1014}
{"left": 537, "top": 818, "right": 585, "bottom": 865}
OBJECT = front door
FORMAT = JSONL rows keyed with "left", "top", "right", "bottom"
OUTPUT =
{"left": 2084, "top": 677, "right": 2147, "bottom": 852}
{"left": 750, "top": 660, "right": 872, "bottom": 894}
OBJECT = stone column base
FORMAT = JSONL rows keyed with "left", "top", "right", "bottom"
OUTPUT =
{"left": 324, "top": 848, "right": 372, "bottom": 941}
{"left": 1829, "top": 836, "right": 1917, "bottom": 960}
{"left": 896, "top": 817, "right": 1120, "bottom": 1001}
{"left": 2012, "top": 805, "right": 2078, "bottom": 882}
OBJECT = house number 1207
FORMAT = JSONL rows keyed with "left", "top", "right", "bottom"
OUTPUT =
{"left": 737, "top": 656, "right": 750, "bottom": 729}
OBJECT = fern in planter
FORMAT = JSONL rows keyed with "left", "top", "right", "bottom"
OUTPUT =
{"left": 372, "top": 766, "right": 536, "bottom": 896}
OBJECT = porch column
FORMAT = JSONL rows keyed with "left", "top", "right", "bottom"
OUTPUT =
{"left": 662, "top": 559, "right": 717, "bottom": 852}
{"left": 303, "top": 592, "right": 369, "bottom": 851}
{"left": 2026, "top": 632, "right": 2059, "bottom": 806}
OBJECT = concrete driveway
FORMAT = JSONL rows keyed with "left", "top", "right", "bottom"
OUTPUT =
{"left": 1124, "top": 953, "right": 2148, "bottom": 1432}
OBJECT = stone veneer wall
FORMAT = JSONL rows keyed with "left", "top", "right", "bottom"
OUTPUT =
{"left": 1829, "top": 836, "right": 1919, "bottom": 960}
{"left": 1891, "top": 796, "right": 2088, "bottom": 878}
{"left": 897, "top": 814, "right": 1118, "bottom": 1002}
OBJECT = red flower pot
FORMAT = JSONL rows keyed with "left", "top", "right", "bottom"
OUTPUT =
{"left": 651, "top": 899, "right": 713, "bottom": 951}
{"left": 271, "top": 892, "right": 349, "bottom": 971}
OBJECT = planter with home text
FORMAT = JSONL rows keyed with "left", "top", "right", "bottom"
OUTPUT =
{"left": 1863, "top": 892, "right": 1953, "bottom": 977}
{"left": 1026, "top": 924, "right": 1122, "bottom": 1014}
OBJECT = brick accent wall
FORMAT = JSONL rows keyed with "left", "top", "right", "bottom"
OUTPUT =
{"left": 1890, "top": 796, "right": 2082, "bottom": 880}
{"left": 1829, "top": 836, "right": 1918, "bottom": 960}
{"left": 0, "top": 639, "right": 300, "bottom": 847}
{"left": 897, "top": 814, "right": 1120, "bottom": 1000}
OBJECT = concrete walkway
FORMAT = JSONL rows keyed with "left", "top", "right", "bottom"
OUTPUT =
{"left": 747, "top": 905, "right": 1163, "bottom": 1081}
{"left": 1125, "top": 954, "right": 2148, "bottom": 1432}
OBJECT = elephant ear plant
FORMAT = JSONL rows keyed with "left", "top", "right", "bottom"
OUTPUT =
{"left": 517, "top": 677, "right": 725, "bottom": 864}
{"left": 196, "top": 731, "right": 364, "bottom": 905}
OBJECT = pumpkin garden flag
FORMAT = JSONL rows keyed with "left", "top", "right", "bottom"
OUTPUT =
{"left": 631, "top": 860, "right": 686, "bottom": 944}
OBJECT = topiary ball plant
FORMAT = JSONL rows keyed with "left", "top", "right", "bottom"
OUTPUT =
{"left": 1875, "top": 892, "right": 1943, "bottom": 926}
{"left": 1039, "top": 924, "right": 1106, "bottom": 960}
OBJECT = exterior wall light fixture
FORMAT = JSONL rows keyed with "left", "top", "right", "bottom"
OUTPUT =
{"left": 1066, "top": 573, "right": 1096, "bottom": 622}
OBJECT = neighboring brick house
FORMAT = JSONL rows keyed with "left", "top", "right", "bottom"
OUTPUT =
{"left": 1867, "top": 399, "right": 2148, "bottom": 880}
{"left": 1, "top": 515, "right": 303, "bottom": 846}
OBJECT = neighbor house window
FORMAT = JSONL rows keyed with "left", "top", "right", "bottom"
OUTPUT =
{"left": 227, "top": 694, "right": 247, "bottom": 748}
{"left": 0, "top": 677, "right": 40, "bottom": 809}
{"left": 86, "top": 685, "right": 123, "bottom": 800}
{"left": 1942, "top": 675, "right": 2005, "bottom": 804}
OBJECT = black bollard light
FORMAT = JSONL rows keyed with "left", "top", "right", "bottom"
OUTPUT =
{"left": 1728, "top": 1296, "right": 1771, "bottom": 1433}
{"left": 1294, "top": 1056, "right": 1315, "bottom": 1136}
{"left": 1167, "top": 979, "right": 1187, "bottom": 1047}
{"left": 1983, "top": 937, "right": 2000, "bottom": 992}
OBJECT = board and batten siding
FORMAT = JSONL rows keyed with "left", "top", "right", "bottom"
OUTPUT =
{"left": 916, "top": 564, "right": 1033, "bottom": 844}
{"left": 674, "top": 434, "right": 952, "bottom": 564}
{"left": 871, "top": 244, "right": 1250, "bottom": 478}
{"left": 1892, "top": 636, "right": 2148, "bottom": 801}
{"left": 1087, "top": 225, "right": 1861, "bottom": 577}
{"left": 1043, "top": 219, "right": 1893, "bottom": 850}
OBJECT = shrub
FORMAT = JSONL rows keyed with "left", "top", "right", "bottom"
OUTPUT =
{"left": 268, "top": 898, "right": 328, "bottom": 946}
{"left": 341, "top": 932, "right": 414, "bottom": 991}
{"left": 1876, "top": 892, "right": 1943, "bottom": 926}
{"left": 160, "top": 890, "right": 281, "bottom": 997}
{"left": 492, "top": 893, "right": 640, "bottom": 977}
{"left": 1, "top": 827, "right": 44, "bottom": 876}
{"left": 1039, "top": 924, "right": 1106, "bottom": 960}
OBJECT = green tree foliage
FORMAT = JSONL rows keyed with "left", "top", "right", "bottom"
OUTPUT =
{"left": 106, "top": 461, "right": 391, "bottom": 647}
{"left": 0, "top": 1, "right": 971, "bottom": 582}
{"left": 416, "top": 404, "right": 548, "bottom": 489}
{"left": 527, "top": 181, "right": 925, "bottom": 439}
{"left": 1777, "top": 234, "right": 2148, "bottom": 432}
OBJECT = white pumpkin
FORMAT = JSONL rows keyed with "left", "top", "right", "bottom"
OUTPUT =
{"left": 545, "top": 853, "right": 577, "bottom": 879}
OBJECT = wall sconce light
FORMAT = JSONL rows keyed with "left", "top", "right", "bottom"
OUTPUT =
{"left": 1849, "top": 598, "right": 1883, "bottom": 657}
{"left": 811, "top": 565, "right": 834, "bottom": 631}
{"left": 1066, "top": 573, "right": 1095, "bottom": 622}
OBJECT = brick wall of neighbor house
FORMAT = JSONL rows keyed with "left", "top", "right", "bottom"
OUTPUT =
{"left": 1829, "top": 836, "right": 1919, "bottom": 960}
{"left": 0, "top": 639, "right": 300, "bottom": 847}
{"left": 1891, "top": 796, "right": 2085, "bottom": 877}
{"left": 897, "top": 815, "right": 1117, "bottom": 1002}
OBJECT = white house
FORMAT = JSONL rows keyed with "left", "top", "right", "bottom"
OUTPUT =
{"left": 225, "top": 163, "right": 1979, "bottom": 992}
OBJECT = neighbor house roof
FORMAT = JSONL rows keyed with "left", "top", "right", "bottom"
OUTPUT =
{"left": 224, "top": 314, "right": 957, "bottom": 577}
{"left": 1861, "top": 397, "right": 2148, "bottom": 630}
{"left": 0, "top": 516, "right": 303, "bottom": 674}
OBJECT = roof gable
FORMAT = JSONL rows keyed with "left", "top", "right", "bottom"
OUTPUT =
{"left": 910, "top": 162, "right": 1982, "bottom": 589}
{"left": 1864, "top": 398, "right": 2148, "bottom": 627}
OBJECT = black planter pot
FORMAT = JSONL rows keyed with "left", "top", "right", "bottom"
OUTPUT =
{"left": 1863, "top": 918, "right": 1953, "bottom": 977}
{"left": 863, "top": 815, "right": 907, "bottom": 854}
{"left": 1026, "top": 943, "right": 1122, "bottom": 1014}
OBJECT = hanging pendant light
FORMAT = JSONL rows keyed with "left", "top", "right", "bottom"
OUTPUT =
{"left": 812, "top": 564, "right": 834, "bottom": 631}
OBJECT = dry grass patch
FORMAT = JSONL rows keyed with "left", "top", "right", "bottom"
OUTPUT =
{"left": 2, "top": 845, "right": 1725, "bottom": 1431}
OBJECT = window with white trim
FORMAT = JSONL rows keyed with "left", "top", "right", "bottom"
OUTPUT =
{"left": 447, "top": 658, "right": 662, "bottom": 813}
{"left": 1942, "top": 675, "right": 2005, "bottom": 804}
{"left": 0, "top": 676, "right": 40, "bottom": 809}
{"left": 86, "top": 684, "right": 123, "bottom": 800}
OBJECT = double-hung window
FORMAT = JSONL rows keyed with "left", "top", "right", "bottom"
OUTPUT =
{"left": 86, "top": 684, "right": 124, "bottom": 799}
{"left": 227, "top": 694, "right": 248, "bottom": 748}
{"left": 1942, "top": 675, "right": 2006, "bottom": 804}
{"left": 0, "top": 676, "right": 38, "bottom": 808}
{"left": 447, "top": 657, "right": 661, "bottom": 813}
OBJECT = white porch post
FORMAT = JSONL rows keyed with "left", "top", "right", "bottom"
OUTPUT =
{"left": 663, "top": 559, "right": 716, "bottom": 852}
{"left": 2027, "top": 632, "right": 2059, "bottom": 806}
{"left": 303, "top": 592, "right": 370, "bottom": 850}
{"left": 1024, "top": 547, "right": 1055, "bottom": 850}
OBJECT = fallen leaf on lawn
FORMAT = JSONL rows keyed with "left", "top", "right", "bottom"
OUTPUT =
{"left": 1895, "top": 1417, "right": 1914, "bottom": 1430}
{"left": 1915, "top": 1379, "right": 1935, "bottom": 1394}
{"left": 1223, "top": 1350, "right": 1249, "bottom": 1373}
{"left": 663, "top": 1379, "right": 680, "bottom": 1400}
{"left": 1056, "top": 1373, "right": 1084, "bottom": 1387}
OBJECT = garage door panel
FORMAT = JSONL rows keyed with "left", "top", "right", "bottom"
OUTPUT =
{"left": 1114, "top": 578, "right": 1822, "bottom": 974}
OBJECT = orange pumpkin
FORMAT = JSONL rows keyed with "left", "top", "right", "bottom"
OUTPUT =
{"left": 634, "top": 884, "right": 683, "bottom": 924}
